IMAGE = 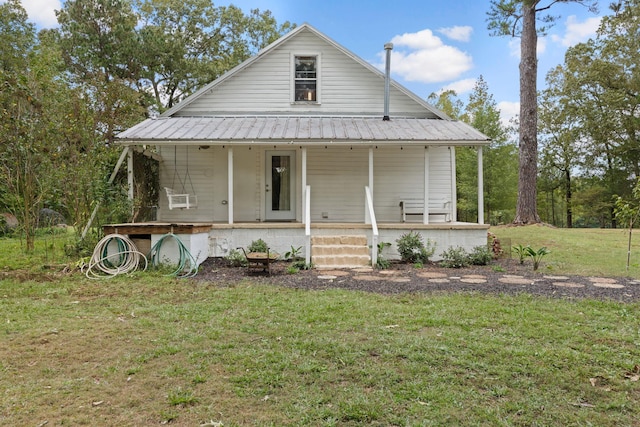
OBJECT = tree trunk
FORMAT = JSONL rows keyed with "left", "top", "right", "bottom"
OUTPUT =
{"left": 565, "top": 168, "right": 572, "bottom": 228}
{"left": 513, "top": 2, "right": 541, "bottom": 225}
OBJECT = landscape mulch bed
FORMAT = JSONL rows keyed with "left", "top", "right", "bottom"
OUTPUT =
{"left": 196, "top": 258, "right": 640, "bottom": 302}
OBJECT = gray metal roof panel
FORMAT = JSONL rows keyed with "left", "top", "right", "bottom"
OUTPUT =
{"left": 116, "top": 116, "right": 491, "bottom": 144}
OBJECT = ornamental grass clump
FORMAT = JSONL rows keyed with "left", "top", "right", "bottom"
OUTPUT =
{"left": 395, "top": 231, "right": 435, "bottom": 264}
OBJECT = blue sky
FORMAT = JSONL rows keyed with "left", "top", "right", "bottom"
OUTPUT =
{"left": 6, "top": 0, "right": 604, "bottom": 122}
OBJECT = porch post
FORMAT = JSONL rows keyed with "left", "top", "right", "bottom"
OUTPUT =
{"left": 450, "top": 147, "right": 457, "bottom": 222}
{"left": 127, "top": 147, "right": 134, "bottom": 201}
{"left": 477, "top": 146, "right": 485, "bottom": 225}
{"left": 366, "top": 147, "right": 374, "bottom": 223}
{"left": 424, "top": 147, "right": 430, "bottom": 224}
{"left": 302, "top": 147, "right": 307, "bottom": 223}
{"left": 228, "top": 147, "right": 233, "bottom": 224}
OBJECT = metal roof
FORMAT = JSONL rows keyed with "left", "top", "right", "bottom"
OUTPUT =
{"left": 116, "top": 116, "right": 491, "bottom": 146}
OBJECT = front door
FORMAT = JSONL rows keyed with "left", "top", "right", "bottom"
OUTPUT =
{"left": 265, "top": 151, "right": 296, "bottom": 221}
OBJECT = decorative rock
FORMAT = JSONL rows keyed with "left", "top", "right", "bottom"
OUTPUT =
{"left": 589, "top": 277, "right": 618, "bottom": 284}
{"left": 353, "top": 275, "right": 380, "bottom": 281}
{"left": 544, "top": 275, "right": 569, "bottom": 280}
{"left": 498, "top": 277, "right": 533, "bottom": 285}
{"left": 428, "top": 278, "right": 451, "bottom": 283}
{"left": 592, "top": 282, "right": 625, "bottom": 289}
{"left": 417, "top": 272, "right": 448, "bottom": 279}
{"left": 460, "top": 278, "right": 487, "bottom": 284}
{"left": 317, "top": 275, "right": 337, "bottom": 280}
{"left": 552, "top": 282, "right": 584, "bottom": 288}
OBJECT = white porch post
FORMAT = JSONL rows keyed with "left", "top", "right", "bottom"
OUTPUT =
{"left": 423, "top": 147, "right": 430, "bottom": 224}
{"left": 302, "top": 147, "right": 307, "bottom": 223}
{"left": 228, "top": 147, "right": 233, "bottom": 224}
{"left": 477, "top": 146, "right": 485, "bottom": 225}
{"left": 366, "top": 147, "right": 374, "bottom": 223}
{"left": 450, "top": 147, "right": 457, "bottom": 222}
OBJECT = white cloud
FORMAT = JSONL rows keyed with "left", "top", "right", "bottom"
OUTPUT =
{"left": 553, "top": 15, "right": 601, "bottom": 47}
{"left": 379, "top": 28, "right": 473, "bottom": 84}
{"left": 0, "top": 0, "right": 61, "bottom": 28}
{"left": 439, "top": 78, "right": 477, "bottom": 95}
{"left": 437, "top": 25, "right": 473, "bottom": 42}
{"left": 497, "top": 101, "right": 519, "bottom": 126}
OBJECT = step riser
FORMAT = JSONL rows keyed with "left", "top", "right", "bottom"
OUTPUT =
{"left": 311, "top": 235, "right": 370, "bottom": 268}
{"left": 311, "top": 236, "right": 368, "bottom": 246}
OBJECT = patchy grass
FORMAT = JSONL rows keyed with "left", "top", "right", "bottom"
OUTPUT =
{"left": 491, "top": 225, "right": 640, "bottom": 279}
{"left": 1, "top": 276, "right": 639, "bottom": 426}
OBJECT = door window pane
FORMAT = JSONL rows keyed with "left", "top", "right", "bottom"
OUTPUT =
{"left": 271, "top": 155, "right": 291, "bottom": 211}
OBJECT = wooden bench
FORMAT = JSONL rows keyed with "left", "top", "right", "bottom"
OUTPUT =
{"left": 399, "top": 199, "right": 451, "bottom": 222}
{"left": 164, "top": 187, "right": 197, "bottom": 210}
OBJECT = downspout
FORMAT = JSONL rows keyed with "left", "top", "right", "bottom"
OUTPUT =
{"left": 383, "top": 42, "right": 393, "bottom": 121}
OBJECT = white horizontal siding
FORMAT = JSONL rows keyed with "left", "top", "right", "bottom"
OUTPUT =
{"left": 176, "top": 30, "right": 432, "bottom": 118}
{"left": 156, "top": 144, "right": 454, "bottom": 223}
{"left": 372, "top": 146, "right": 452, "bottom": 222}
{"left": 307, "top": 147, "right": 367, "bottom": 222}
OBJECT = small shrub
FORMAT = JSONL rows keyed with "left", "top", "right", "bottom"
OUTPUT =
{"left": 513, "top": 244, "right": 530, "bottom": 265}
{"left": 440, "top": 246, "right": 469, "bottom": 268}
{"left": 292, "top": 260, "right": 313, "bottom": 270}
{"left": 284, "top": 245, "right": 302, "bottom": 261}
{"left": 413, "top": 261, "right": 423, "bottom": 269}
{"left": 286, "top": 265, "right": 299, "bottom": 274}
{"left": 468, "top": 245, "right": 492, "bottom": 266}
{"left": 396, "top": 231, "right": 435, "bottom": 263}
{"left": 525, "top": 246, "right": 550, "bottom": 271}
{"left": 375, "top": 241, "right": 391, "bottom": 269}
{"left": 248, "top": 238, "right": 268, "bottom": 253}
{"left": 224, "top": 248, "right": 247, "bottom": 267}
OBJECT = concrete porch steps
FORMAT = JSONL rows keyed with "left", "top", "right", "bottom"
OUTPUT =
{"left": 311, "top": 235, "right": 371, "bottom": 268}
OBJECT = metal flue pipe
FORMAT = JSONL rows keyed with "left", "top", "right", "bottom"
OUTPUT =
{"left": 383, "top": 42, "right": 393, "bottom": 121}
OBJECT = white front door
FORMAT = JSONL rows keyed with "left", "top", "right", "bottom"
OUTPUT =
{"left": 265, "top": 151, "right": 296, "bottom": 221}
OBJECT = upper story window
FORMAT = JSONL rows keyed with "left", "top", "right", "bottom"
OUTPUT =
{"left": 294, "top": 55, "right": 318, "bottom": 102}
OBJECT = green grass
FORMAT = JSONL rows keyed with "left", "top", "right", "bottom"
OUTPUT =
{"left": 1, "top": 227, "right": 640, "bottom": 425}
{"left": 1, "top": 276, "right": 639, "bottom": 426}
{"left": 491, "top": 225, "right": 640, "bottom": 278}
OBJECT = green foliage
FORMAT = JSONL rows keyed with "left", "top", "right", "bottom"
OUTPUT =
{"left": 525, "top": 246, "right": 550, "bottom": 271}
{"left": 375, "top": 241, "right": 391, "bottom": 269}
{"left": 439, "top": 246, "right": 469, "bottom": 268}
{"left": 284, "top": 245, "right": 302, "bottom": 261}
{"left": 468, "top": 245, "right": 493, "bottom": 266}
{"left": 224, "top": 248, "right": 247, "bottom": 267}
{"left": 291, "top": 260, "right": 312, "bottom": 270}
{"left": 513, "top": 244, "right": 530, "bottom": 265}
{"left": 395, "top": 231, "right": 435, "bottom": 264}
{"left": 247, "top": 238, "right": 268, "bottom": 253}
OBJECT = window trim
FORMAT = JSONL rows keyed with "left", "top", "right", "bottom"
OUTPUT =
{"left": 291, "top": 53, "right": 321, "bottom": 104}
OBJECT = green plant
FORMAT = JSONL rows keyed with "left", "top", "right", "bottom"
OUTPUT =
{"left": 248, "top": 238, "right": 268, "bottom": 253}
{"left": 525, "top": 246, "right": 550, "bottom": 271}
{"left": 292, "top": 260, "right": 313, "bottom": 270}
{"left": 284, "top": 245, "right": 302, "bottom": 261}
{"left": 395, "top": 231, "right": 435, "bottom": 263}
{"left": 468, "top": 245, "right": 492, "bottom": 266}
{"left": 167, "top": 387, "right": 198, "bottom": 406}
{"left": 375, "top": 241, "right": 391, "bottom": 269}
{"left": 440, "top": 246, "right": 469, "bottom": 268}
{"left": 513, "top": 244, "right": 530, "bottom": 265}
{"left": 286, "top": 265, "right": 299, "bottom": 274}
{"left": 224, "top": 248, "right": 247, "bottom": 267}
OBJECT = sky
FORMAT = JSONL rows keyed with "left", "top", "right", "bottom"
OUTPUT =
{"left": 4, "top": 0, "right": 605, "bottom": 123}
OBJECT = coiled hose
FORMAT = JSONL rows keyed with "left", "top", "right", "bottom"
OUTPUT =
{"left": 85, "top": 234, "right": 148, "bottom": 279}
{"left": 148, "top": 233, "right": 198, "bottom": 278}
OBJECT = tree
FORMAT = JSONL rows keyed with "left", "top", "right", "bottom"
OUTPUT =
{"left": 135, "top": 0, "right": 294, "bottom": 110}
{"left": 0, "top": 0, "right": 55, "bottom": 250}
{"left": 487, "top": 0, "right": 598, "bottom": 225}
{"left": 429, "top": 78, "right": 518, "bottom": 224}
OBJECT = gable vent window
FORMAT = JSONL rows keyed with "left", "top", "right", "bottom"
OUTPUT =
{"left": 294, "top": 56, "right": 317, "bottom": 102}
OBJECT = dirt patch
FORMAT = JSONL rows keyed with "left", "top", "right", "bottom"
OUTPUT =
{"left": 196, "top": 258, "right": 640, "bottom": 302}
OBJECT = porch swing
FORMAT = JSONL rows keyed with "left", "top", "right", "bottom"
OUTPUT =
{"left": 164, "top": 146, "right": 198, "bottom": 210}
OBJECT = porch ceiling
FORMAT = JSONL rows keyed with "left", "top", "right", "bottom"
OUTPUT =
{"left": 115, "top": 116, "right": 491, "bottom": 146}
